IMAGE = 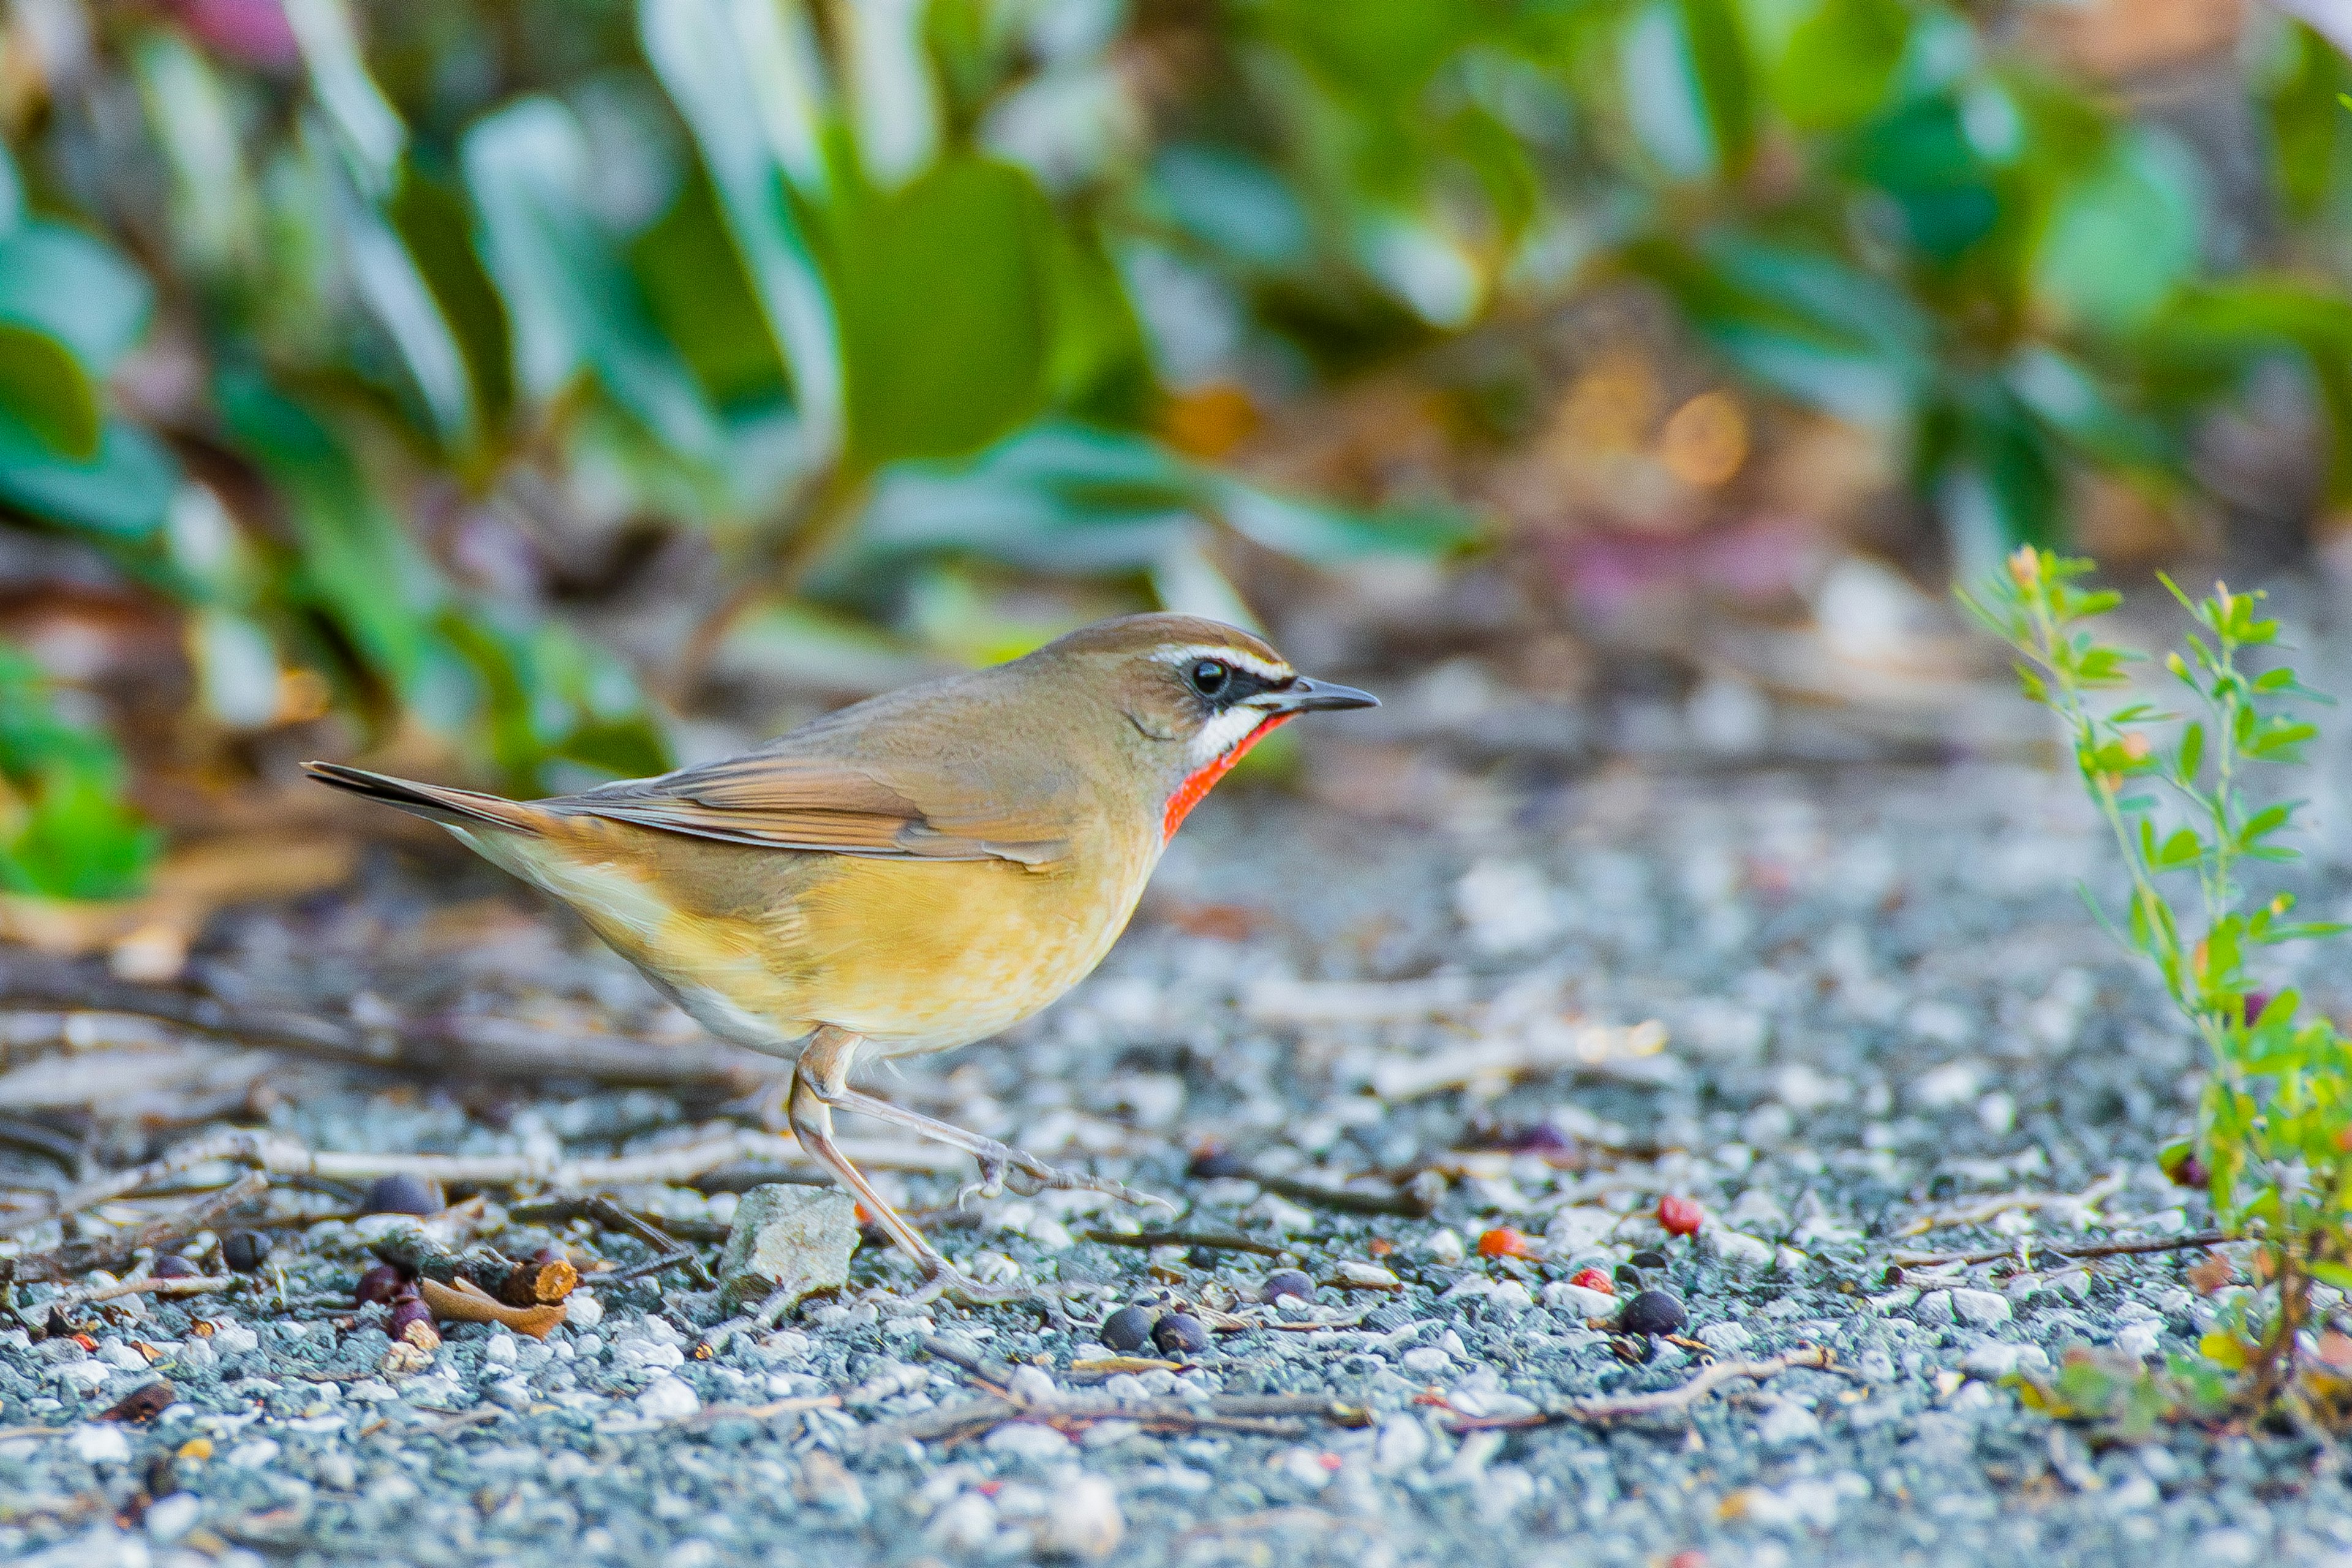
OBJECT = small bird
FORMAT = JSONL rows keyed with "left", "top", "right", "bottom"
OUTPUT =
{"left": 306, "top": 614, "right": 1375, "bottom": 1292}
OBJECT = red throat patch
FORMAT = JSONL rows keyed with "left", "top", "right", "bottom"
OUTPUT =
{"left": 1163, "top": 714, "right": 1294, "bottom": 842}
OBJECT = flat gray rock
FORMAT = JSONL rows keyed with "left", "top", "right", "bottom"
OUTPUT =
{"left": 716, "top": 1185, "right": 860, "bottom": 1311}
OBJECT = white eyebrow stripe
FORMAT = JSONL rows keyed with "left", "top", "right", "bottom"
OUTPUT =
{"left": 1156, "top": 644, "right": 1292, "bottom": 683}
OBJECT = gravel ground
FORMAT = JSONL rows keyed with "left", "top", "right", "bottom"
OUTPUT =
{"left": 4, "top": 757, "right": 2350, "bottom": 1568}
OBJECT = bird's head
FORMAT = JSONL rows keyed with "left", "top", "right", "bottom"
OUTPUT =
{"left": 1027, "top": 614, "right": 1378, "bottom": 840}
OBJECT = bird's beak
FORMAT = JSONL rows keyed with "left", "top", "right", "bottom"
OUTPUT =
{"left": 1265, "top": 676, "right": 1379, "bottom": 713}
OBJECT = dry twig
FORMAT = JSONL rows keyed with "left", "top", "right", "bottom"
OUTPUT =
{"left": 0, "top": 955, "right": 777, "bottom": 1093}
{"left": 1897, "top": 1171, "right": 2125, "bottom": 1237}
{"left": 1433, "top": 1346, "right": 1836, "bottom": 1431}
{"left": 4, "top": 1172, "right": 270, "bottom": 1286}
{"left": 1891, "top": 1228, "right": 2231, "bottom": 1268}
{"left": 1, "top": 1128, "right": 959, "bottom": 1238}
{"left": 40, "top": 1274, "right": 235, "bottom": 1314}
{"left": 859, "top": 1335, "right": 1373, "bottom": 1448}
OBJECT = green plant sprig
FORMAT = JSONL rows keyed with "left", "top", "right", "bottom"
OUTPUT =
{"left": 1961, "top": 546, "right": 2352, "bottom": 1406}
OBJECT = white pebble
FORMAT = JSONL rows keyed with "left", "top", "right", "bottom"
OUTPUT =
{"left": 636, "top": 1376, "right": 701, "bottom": 1421}
{"left": 70, "top": 1423, "right": 130, "bottom": 1464}
{"left": 1372, "top": 1415, "right": 1430, "bottom": 1474}
{"left": 483, "top": 1334, "right": 518, "bottom": 1366}
{"left": 1950, "top": 1289, "right": 2011, "bottom": 1327}
{"left": 1400, "top": 1346, "right": 1452, "bottom": 1375}
{"left": 1032, "top": 1473, "right": 1124, "bottom": 1559}
{"left": 145, "top": 1493, "right": 202, "bottom": 1541}
{"left": 566, "top": 1293, "right": 604, "bottom": 1329}
{"left": 1695, "top": 1322, "right": 1752, "bottom": 1354}
{"left": 1425, "top": 1229, "right": 1466, "bottom": 1265}
{"left": 225, "top": 1439, "right": 280, "bottom": 1470}
{"left": 1540, "top": 1283, "right": 1616, "bottom": 1319}
{"left": 2114, "top": 1320, "right": 2162, "bottom": 1359}
{"left": 982, "top": 1421, "right": 1072, "bottom": 1462}
{"left": 1755, "top": 1399, "right": 1821, "bottom": 1444}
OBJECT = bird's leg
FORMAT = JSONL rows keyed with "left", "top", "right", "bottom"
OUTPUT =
{"left": 813, "top": 1082, "right": 1175, "bottom": 1215}
{"left": 786, "top": 1028, "right": 1017, "bottom": 1304}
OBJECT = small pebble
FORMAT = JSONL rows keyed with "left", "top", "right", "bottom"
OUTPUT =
{"left": 1629, "top": 1249, "right": 1668, "bottom": 1270}
{"left": 149, "top": 1256, "right": 198, "bottom": 1280}
{"left": 1617, "top": 1289, "right": 1686, "bottom": 1337}
{"left": 219, "top": 1232, "right": 270, "bottom": 1273}
{"left": 361, "top": 1174, "right": 445, "bottom": 1216}
{"left": 1100, "top": 1305, "right": 1158, "bottom": 1352}
{"left": 1152, "top": 1312, "right": 1209, "bottom": 1355}
{"left": 1262, "top": 1269, "right": 1314, "bottom": 1303}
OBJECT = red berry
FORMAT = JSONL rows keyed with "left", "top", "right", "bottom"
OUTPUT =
{"left": 1657, "top": 1194, "right": 1703, "bottom": 1237}
{"left": 1567, "top": 1267, "right": 1615, "bottom": 1295}
{"left": 1477, "top": 1227, "right": 1536, "bottom": 1259}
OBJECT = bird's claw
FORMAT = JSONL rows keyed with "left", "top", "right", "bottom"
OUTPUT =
{"left": 956, "top": 1156, "right": 1010, "bottom": 1209}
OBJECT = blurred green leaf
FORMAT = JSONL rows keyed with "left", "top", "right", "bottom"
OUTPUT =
{"left": 286, "top": 0, "right": 405, "bottom": 191}
{"left": 0, "top": 222, "right": 154, "bottom": 375}
{"left": 1771, "top": 0, "right": 1909, "bottom": 131}
{"left": 832, "top": 156, "right": 1054, "bottom": 470}
{"left": 0, "top": 416, "right": 177, "bottom": 538}
{"left": 1621, "top": 1, "right": 1722, "bottom": 182}
{"left": 435, "top": 606, "right": 672, "bottom": 793}
{"left": 641, "top": 0, "right": 844, "bottom": 445}
{"left": 848, "top": 419, "right": 1472, "bottom": 581}
{"left": 0, "top": 325, "right": 99, "bottom": 459}
{"left": 461, "top": 98, "right": 726, "bottom": 463}
{"left": 2035, "top": 127, "right": 2206, "bottom": 333}
{"left": 215, "top": 368, "right": 434, "bottom": 694}
{"left": 0, "top": 644, "right": 155, "bottom": 900}
{"left": 388, "top": 167, "right": 515, "bottom": 434}
{"left": 1149, "top": 145, "right": 1316, "bottom": 270}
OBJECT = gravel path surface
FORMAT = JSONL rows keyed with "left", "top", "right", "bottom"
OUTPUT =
{"left": 4, "top": 759, "right": 2348, "bottom": 1568}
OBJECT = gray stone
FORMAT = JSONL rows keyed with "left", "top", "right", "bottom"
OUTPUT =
{"left": 715, "top": 1185, "right": 860, "bottom": 1311}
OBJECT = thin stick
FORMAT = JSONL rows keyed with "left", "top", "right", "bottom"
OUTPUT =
{"left": 1437, "top": 1346, "right": 1836, "bottom": 1431}
{"left": 42, "top": 1275, "right": 235, "bottom": 1314}
{"left": 1891, "top": 1229, "right": 2231, "bottom": 1268}
{"left": 2, "top": 1128, "right": 961, "bottom": 1238}
{"left": 1080, "top": 1227, "right": 1292, "bottom": 1258}
{"left": 510, "top": 1194, "right": 716, "bottom": 1289}
{"left": 0, "top": 957, "right": 777, "bottom": 1094}
{"left": 1897, "top": 1171, "right": 2125, "bottom": 1237}
{"left": 5, "top": 1172, "right": 271, "bottom": 1286}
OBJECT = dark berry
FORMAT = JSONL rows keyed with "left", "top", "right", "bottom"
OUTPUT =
{"left": 1630, "top": 1249, "right": 1668, "bottom": 1270}
{"left": 361, "top": 1174, "right": 444, "bottom": 1216}
{"left": 1099, "top": 1305, "right": 1157, "bottom": 1353}
{"left": 1187, "top": 1147, "right": 1250, "bottom": 1179}
{"left": 355, "top": 1264, "right": 407, "bottom": 1305}
{"left": 1152, "top": 1312, "right": 1210, "bottom": 1355}
{"left": 388, "top": 1298, "right": 435, "bottom": 1341}
{"left": 1261, "top": 1270, "right": 1314, "bottom": 1304}
{"left": 1187, "top": 1247, "right": 1220, "bottom": 1272}
{"left": 149, "top": 1256, "right": 198, "bottom": 1280}
{"left": 220, "top": 1231, "right": 270, "bottom": 1273}
{"left": 1613, "top": 1262, "right": 1643, "bottom": 1291}
{"left": 1617, "top": 1288, "right": 1686, "bottom": 1338}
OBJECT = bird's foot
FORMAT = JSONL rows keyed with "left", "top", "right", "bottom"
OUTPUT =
{"left": 955, "top": 1156, "right": 1009, "bottom": 1209}
{"left": 900, "top": 1259, "right": 1031, "bottom": 1308}
{"left": 996, "top": 1150, "right": 1177, "bottom": 1214}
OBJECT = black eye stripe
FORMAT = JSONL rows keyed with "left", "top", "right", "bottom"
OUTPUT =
{"left": 1185, "top": 657, "right": 1281, "bottom": 708}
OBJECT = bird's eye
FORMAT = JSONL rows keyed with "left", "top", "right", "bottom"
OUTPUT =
{"left": 1188, "top": 659, "right": 1231, "bottom": 698}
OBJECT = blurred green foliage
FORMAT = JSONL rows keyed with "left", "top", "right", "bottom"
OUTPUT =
{"left": 0, "top": 0, "right": 2345, "bottom": 897}
{"left": 0, "top": 647, "right": 157, "bottom": 900}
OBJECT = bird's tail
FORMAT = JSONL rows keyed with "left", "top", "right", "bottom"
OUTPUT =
{"left": 302, "top": 762, "right": 548, "bottom": 835}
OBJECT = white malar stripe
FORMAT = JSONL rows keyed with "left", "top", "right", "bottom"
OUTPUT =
{"left": 1188, "top": 704, "right": 1270, "bottom": 771}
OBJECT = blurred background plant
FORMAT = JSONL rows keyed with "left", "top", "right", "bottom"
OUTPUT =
{"left": 0, "top": 0, "right": 2346, "bottom": 909}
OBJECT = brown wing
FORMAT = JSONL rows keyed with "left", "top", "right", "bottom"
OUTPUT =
{"left": 545, "top": 677, "right": 1076, "bottom": 865}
